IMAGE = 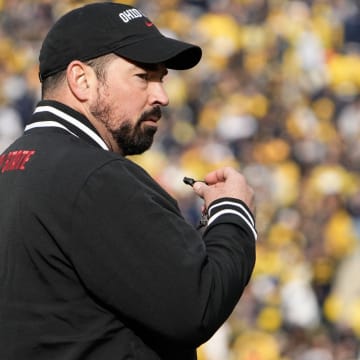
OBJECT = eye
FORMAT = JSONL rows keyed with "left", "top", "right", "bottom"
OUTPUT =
{"left": 135, "top": 70, "right": 167, "bottom": 83}
{"left": 136, "top": 73, "right": 149, "bottom": 81}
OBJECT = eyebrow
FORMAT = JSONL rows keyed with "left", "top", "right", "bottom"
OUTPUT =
{"left": 132, "top": 61, "right": 167, "bottom": 73}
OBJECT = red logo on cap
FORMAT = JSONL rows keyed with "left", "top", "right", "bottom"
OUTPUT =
{"left": 145, "top": 20, "right": 153, "bottom": 27}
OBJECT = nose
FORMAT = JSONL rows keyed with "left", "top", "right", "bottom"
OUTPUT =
{"left": 149, "top": 83, "right": 169, "bottom": 107}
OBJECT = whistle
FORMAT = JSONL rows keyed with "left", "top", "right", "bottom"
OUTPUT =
{"left": 183, "top": 177, "right": 206, "bottom": 187}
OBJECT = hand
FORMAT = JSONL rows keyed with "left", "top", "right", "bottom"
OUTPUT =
{"left": 192, "top": 167, "right": 255, "bottom": 214}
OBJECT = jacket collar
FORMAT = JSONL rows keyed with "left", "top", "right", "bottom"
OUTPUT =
{"left": 25, "top": 100, "right": 109, "bottom": 151}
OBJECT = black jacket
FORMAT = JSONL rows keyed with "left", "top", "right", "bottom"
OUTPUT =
{"left": 0, "top": 100, "right": 256, "bottom": 360}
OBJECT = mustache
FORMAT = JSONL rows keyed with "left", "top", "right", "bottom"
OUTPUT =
{"left": 139, "top": 106, "right": 162, "bottom": 123}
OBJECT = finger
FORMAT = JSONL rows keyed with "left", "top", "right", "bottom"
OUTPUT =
{"left": 204, "top": 167, "right": 233, "bottom": 185}
{"left": 204, "top": 169, "right": 223, "bottom": 185}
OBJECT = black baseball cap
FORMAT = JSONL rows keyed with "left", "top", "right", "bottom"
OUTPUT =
{"left": 39, "top": 2, "right": 202, "bottom": 82}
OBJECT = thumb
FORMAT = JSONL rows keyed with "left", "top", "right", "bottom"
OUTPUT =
{"left": 192, "top": 181, "right": 207, "bottom": 198}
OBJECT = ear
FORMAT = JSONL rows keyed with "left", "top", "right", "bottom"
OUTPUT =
{"left": 66, "top": 60, "right": 94, "bottom": 101}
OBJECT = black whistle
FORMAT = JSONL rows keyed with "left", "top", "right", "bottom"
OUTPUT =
{"left": 183, "top": 177, "right": 207, "bottom": 187}
{"left": 183, "top": 177, "right": 196, "bottom": 186}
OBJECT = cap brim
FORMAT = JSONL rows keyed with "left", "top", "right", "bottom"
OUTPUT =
{"left": 113, "top": 35, "right": 202, "bottom": 70}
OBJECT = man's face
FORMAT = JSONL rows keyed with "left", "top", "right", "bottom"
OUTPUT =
{"left": 89, "top": 56, "right": 169, "bottom": 155}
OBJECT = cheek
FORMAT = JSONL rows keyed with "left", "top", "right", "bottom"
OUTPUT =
{"left": 104, "top": 96, "right": 134, "bottom": 129}
{"left": 103, "top": 81, "right": 148, "bottom": 121}
{"left": 116, "top": 94, "right": 147, "bottom": 117}
{"left": 113, "top": 80, "right": 148, "bottom": 105}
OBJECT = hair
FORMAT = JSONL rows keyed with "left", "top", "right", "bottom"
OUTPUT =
{"left": 41, "top": 70, "right": 66, "bottom": 98}
{"left": 41, "top": 53, "right": 118, "bottom": 99}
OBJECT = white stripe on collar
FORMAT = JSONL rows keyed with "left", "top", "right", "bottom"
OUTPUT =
{"left": 25, "top": 121, "right": 79, "bottom": 138}
{"left": 31, "top": 105, "right": 109, "bottom": 150}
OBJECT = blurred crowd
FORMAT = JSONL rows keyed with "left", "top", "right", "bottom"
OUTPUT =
{"left": 1, "top": 0, "right": 360, "bottom": 359}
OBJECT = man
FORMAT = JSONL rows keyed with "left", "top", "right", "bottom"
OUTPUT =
{"left": 0, "top": 3, "right": 256, "bottom": 360}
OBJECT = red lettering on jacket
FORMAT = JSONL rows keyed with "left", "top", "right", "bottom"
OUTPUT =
{"left": 0, "top": 150, "right": 36, "bottom": 173}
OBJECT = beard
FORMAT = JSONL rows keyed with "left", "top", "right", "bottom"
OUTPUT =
{"left": 90, "top": 97, "right": 161, "bottom": 156}
{"left": 111, "top": 108, "right": 160, "bottom": 156}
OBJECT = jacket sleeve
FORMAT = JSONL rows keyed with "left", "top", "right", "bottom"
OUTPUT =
{"left": 68, "top": 159, "right": 256, "bottom": 347}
